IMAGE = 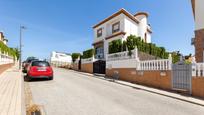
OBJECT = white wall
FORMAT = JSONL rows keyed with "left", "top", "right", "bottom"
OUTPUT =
{"left": 124, "top": 15, "right": 139, "bottom": 40}
{"left": 195, "top": 0, "right": 204, "bottom": 30}
{"left": 106, "top": 59, "right": 138, "bottom": 68}
{"left": 50, "top": 52, "right": 72, "bottom": 63}
{"left": 135, "top": 15, "right": 148, "bottom": 40}
{"left": 3, "top": 40, "right": 7, "bottom": 45}
{"left": 146, "top": 32, "right": 151, "bottom": 43}
{"left": 93, "top": 14, "right": 125, "bottom": 43}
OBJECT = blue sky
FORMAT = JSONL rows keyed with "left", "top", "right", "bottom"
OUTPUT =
{"left": 0, "top": 0, "right": 194, "bottom": 60}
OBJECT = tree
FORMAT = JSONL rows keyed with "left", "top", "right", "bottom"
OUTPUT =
{"left": 122, "top": 41, "right": 127, "bottom": 51}
{"left": 160, "top": 47, "right": 166, "bottom": 58}
{"left": 126, "top": 35, "right": 136, "bottom": 51}
{"left": 171, "top": 51, "right": 180, "bottom": 63}
{"left": 71, "top": 53, "right": 81, "bottom": 62}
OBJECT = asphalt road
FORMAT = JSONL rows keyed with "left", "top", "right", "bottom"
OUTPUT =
{"left": 28, "top": 68, "right": 204, "bottom": 115}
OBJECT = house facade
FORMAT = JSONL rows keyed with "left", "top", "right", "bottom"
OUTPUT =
{"left": 50, "top": 51, "right": 72, "bottom": 67}
{"left": 0, "top": 32, "right": 8, "bottom": 45}
{"left": 191, "top": 0, "right": 204, "bottom": 62}
{"left": 92, "top": 8, "right": 152, "bottom": 60}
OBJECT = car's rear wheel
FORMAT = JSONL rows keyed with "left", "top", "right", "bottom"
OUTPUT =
{"left": 26, "top": 75, "right": 32, "bottom": 81}
{"left": 49, "top": 76, "right": 53, "bottom": 80}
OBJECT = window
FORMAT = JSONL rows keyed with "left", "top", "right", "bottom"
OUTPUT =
{"left": 112, "top": 21, "right": 120, "bottom": 33}
{"left": 32, "top": 61, "right": 50, "bottom": 67}
{"left": 97, "top": 28, "right": 102, "bottom": 37}
{"left": 95, "top": 47, "right": 104, "bottom": 59}
{"left": 55, "top": 54, "right": 59, "bottom": 58}
{"left": 145, "top": 33, "right": 147, "bottom": 43}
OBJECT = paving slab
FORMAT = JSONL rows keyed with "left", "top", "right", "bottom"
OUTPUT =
{"left": 0, "top": 65, "right": 25, "bottom": 115}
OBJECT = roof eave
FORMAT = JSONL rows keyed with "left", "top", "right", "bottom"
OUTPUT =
{"left": 191, "top": 0, "right": 195, "bottom": 19}
{"left": 92, "top": 8, "right": 139, "bottom": 29}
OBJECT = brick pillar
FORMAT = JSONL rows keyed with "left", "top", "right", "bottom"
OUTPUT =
{"left": 194, "top": 29, "right": 204, "bottom": 62}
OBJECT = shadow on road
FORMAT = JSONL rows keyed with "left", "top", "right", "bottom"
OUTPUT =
{"left": 24, "top": 75, "right": 50, "bottom": 82}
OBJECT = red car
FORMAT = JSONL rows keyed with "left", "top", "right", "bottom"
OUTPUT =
{"left": 26, "top": 61, "right": 53, "bottom": 81}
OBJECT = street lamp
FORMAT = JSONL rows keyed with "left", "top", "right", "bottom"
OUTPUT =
{"left": 19, "top": 26, "right": 26, "bottom": 69}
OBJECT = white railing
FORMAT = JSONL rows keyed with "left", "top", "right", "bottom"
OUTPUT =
{"left": 137, "top": 59, "right": 172, "bottom": 70}
{"left": 0, "top": 53, "right": 14, "bottom": 65}
{"left": 106, "top": 48, "right": 138, "bottom": 61}
{"left": 192, "top": 63, "right": 204, "bottom": 77}
{"left": 81, "top": 57, "right": 95, "bottom": 64}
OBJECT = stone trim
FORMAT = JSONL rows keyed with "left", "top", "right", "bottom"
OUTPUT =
{"left": 105, "top": 32, "right": 126, "bottom": 40}
{"left": 92, "top": 40, "right": 103, "bottom": 46}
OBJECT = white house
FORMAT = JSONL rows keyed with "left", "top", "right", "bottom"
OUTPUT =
{"left": 191, "top": 0, "right": 204, "bottom": 62}
{"left": 0, "top": 32, "right": 8, "bottom": 45}
{"left": 50, "top": 51, "right": 72, "bottom": 67}
{"left": 92, "top": 8, "right": 152, "bottom": 60}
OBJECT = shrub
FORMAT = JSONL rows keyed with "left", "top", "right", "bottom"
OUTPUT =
{"left": 125, "top": 35, "right": 170, "bottom": 59}
{"left": 126, "top": 35, "right": 136, "bottom": 51}
{"left": 108, "top": 35, "right": 178, "bottom": 61}
{"left": 0, "top": 41, "right": 17, "bottom": 59}
{"left": 82, "top": 49, "right": 94, "bottom": 59}
{"left": 109, "top": 39, "right": 122, "bottom": 54}
{"left": 171, "top": 51, "right": 180, "bottom": 63}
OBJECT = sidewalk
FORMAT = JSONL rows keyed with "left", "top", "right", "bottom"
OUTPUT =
{"left": 71, "top": 70, "right": 204, "bottom": 107}
{"left": 0, "top": 65, "right": 25, "bottom": 115}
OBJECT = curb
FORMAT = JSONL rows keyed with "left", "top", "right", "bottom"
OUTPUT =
{"left": 69, "top": 70, "right": 204, "bottom": 107}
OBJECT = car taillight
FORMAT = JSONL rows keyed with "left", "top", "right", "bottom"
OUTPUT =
{"left": 46, "top": 67, "right": 52, "bottom": 71}
{"left": 29, "top": 66, "right": 36, "bottom": 72}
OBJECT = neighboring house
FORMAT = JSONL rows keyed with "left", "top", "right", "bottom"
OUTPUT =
{"left": 191, "top": 0, "right": 204, "bottom": 62}
{"left": 0, "top": 32, "right": 8, "bottom": 45}
{"left": 92, "top": 8, "right": 152, "bottom": 60}
{"left": 50, "top": 51, "right": 72, "bottom": 67}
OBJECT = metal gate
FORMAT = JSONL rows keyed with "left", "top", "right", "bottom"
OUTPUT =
{"left": 93, "top": 60, "right": 106, "bottom": 74}
{"left": 172, "top": 61, "right": 192, "bottom": 94}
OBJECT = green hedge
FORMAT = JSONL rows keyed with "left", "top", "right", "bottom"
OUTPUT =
{"left": 82, "top": 49, "right": 94, "bottom": 59}
{"left": 10, "top": 48, "right": 19, "bottom": 60}
{"left": 126, "top": 35, "right": 169, "bottom": 59}
{"left": 108, "top": 35, "right": 180, "bottom": 63}
{"left": 0, "top": 41, "right": 18, "bottom": 59}
{"left": 109, "top": 39, "right": 122, "bottom": 54}
{"left": 71, "top": 53, "right": 81, "bottom": 62}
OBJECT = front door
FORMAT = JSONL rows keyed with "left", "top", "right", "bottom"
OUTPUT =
{"left": 93, "top": 60, "right": 106, "bottom": 74}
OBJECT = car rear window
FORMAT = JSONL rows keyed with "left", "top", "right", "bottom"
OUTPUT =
{"left": 28, "top": 59, "right": 38, "bottom": 63}
{"left": 32, "top": 61, "right": 50, "bottom": 67}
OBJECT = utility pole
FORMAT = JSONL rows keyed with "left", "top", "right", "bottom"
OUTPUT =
{"left": 19, "top": 26, "right": 26, "bottom": 70}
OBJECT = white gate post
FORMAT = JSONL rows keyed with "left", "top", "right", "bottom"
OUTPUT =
{"left": 134, "top": 47, "right": 138, "bottom": 60}
{"left": 168, "top": 54, "right": 172, "bottom": 70}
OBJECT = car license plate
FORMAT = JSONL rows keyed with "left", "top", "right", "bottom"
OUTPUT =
{"left": 37, "top": 67, "right": 46, "bottom": 71}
